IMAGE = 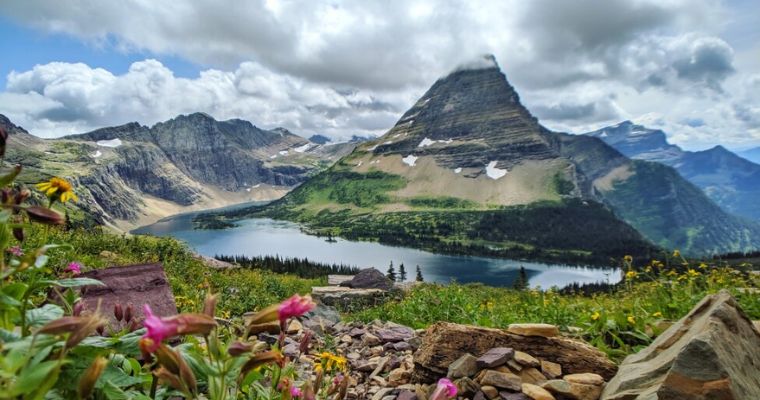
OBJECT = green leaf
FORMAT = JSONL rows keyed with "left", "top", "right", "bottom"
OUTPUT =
{"left": 101, "top": 382, "right": 130, "bottom": 400}
{"left": 96, "top": 365, "right": 144, "bottom": 389}
{"left": 43, "top": 278, "right": 104, "bottom": 288}
{"left": 9, "top": 360, "right": 60, "bottom": 396}
{"left": 25, "top": 304, "right": 64, "bottom": 329}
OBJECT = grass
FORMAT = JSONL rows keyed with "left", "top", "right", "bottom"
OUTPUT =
{"left": 347, "top": 256, "right": 760, "bottom": 360}
{"left": 21, "top": 225, "right": 322, "bottom": 317}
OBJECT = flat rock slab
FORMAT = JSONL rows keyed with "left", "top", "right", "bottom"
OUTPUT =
{"left": 311, "top": 286, "right": 385, "bottom": 307}
{"left": 507, "top": 323, "right": 559, "bottom": 338}
{"left": 376, "top": 324, "right": 415, "bottom": 343}
{"left": 412, "top": 322, "right": 617, "bottom": 382}
{"left": 602, "top": 290, "right": 760, "bottom": 400}
{"left": 78, "top": 263, "right": 177, "bottom": 323}
{"left": 477, "top": 347, "right": 515, "bottom": 368}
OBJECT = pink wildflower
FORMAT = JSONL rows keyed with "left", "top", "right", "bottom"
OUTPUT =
{"left": 430, "top": 378, "right": 458, "bottom": 400}
{"left": 66, "top": 262, "right": 82, "bottom": 275}
{"left": 141, "top": 304, "right": 179, "bottom": 352}
{"left": 278, "top": 294, "right": 315, "bottom": 324}
{"left": 7, "top": 245, "right": 23, "bottom": 257}
{"left": 290, "top": 386, "right": 302, "bottom": 398}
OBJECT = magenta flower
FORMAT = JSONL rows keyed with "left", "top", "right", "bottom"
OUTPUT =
{"left": 141, "top": 304, "right": 179, "bottom": 352}
{"left": 290, "top": 386, "right": 302, "bottom": 398}
{"left": 7, "top": 245, "right": 23, "bottom": 257}
{"left": 278, "top": 294, "right": 315, "bottom": 324}
{"left": 66, "top": 262, "right": 82, "bottom": 275}
{"left": 430, "top": 378, "right": 458, "bottom": 400}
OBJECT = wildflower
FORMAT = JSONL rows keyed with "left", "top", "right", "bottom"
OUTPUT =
{"left": 36, "top": 177, "right": 78, "bottom": 204}
{"left": 652, "top": 311, "right": 663, "bottom": 318}
{"left": 279, "top": 294, "right": 316, "bottom": 324}
{"left": 627, "top": 315, "right": 636, "bottom": 325}
{"left": 699, "top": 263, "right": 708, "bottom": 269}
{"left": 625, "top": 270, "right": 638, "bottom": 280}
{"left": 228, "top": 341, "right": 255, "bottom": 357}
{"left": 667, "top": 270, "right": 678, "bottom": 277}
{"left": 240, "top": 350, "right": 284, "bottom": 377}
{"left": 591, "top": 311, "right": 600, "bottom": 321}
{"left": 25, "top": 205, "right": 64, "bottom": 225}
{"left": 672, "top": 250, "right": 681, "bottom": 258}
{"left": 644, "top": 266, "right": 652, "bottom": 273}
{"left": 319, "top": 352, "right": 348, "bottom": 372}
{"left": 623, "top": 255, "right": 633, "bottom": 263}
{"left": 66, "top": 262, "right": 82, "bottom": 275}
{"left": 39, "top": 314, "right": 107, "bottom": 348}
{"left": 290, "top": 386, "right": 303, "bottom": 398}
{"left": 142, "top": 305, "right": 180, "bottom": 352}
{"left": 687, "top": 269, "right": 700, "bottom": 278}
{"left": 430, "top": 378, "right": 458, "bottom": 400}
{"left": 7, "top": 245, "right": 23, "bottom": 257}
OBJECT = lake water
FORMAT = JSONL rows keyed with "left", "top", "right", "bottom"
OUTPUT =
{"left": 134, "top": 211, "right": 621, "bottom": 288}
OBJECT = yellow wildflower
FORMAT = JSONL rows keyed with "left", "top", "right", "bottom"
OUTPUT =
{"left": 623, "top": 255, "right": 633, "bottom": 263}
{"left": 319, "top": 352, "right": 347, "bottom": 372}
{"left": 625, "top": 270, "right": 638, "bottom": 280}
{"left": 687, "top": 269, "right": 700, "bottom": 278}
{"left": 36, "top": 177, "right": 78, "bottom": 204}
{"left": 698, "top": 263, "right": 708, "bottom": 269}
{"left": 667, "top": 270, "right": 678, "bottom": 277}
{"left": 652, "top": 311, "right": 663, "bottom": 318}
{"left": 644, "top": 266, "right": 652, "bottom": 273}
{"left": 672, "top": 250, "right": 681, "bottom": 258}
{"left": 627, "top": 315, "right": 636, "bottom": 325}
{"left": 591, "top": 311, "right": 600, "bottom": 321}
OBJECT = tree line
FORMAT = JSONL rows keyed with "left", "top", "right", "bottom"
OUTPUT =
{"left": 214, "top": 254, "right": 360, "bottom": 279}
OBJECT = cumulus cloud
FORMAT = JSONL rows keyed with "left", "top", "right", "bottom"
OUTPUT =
{"left": 0, "top": 0, "right": 758, "bottom": 148}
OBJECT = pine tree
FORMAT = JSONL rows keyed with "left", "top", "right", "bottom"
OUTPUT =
{"left": 386, "top": 261, "right": 396, "bottom": 281}
{"left": 513, "top": 266, "right": 529, "bottom": 290}
{"left": 415, "top": 265, "right": 424, "bottom": 282}
{"left": 398, "top": 263, "right": 407, "bottom": 282}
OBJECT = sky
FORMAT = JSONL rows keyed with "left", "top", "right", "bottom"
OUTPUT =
{"left": 0, "top": 0, "right": 758, "bottom": 151}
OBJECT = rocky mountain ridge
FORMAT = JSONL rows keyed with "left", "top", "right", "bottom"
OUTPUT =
{"left": 223, "top": 55, "right": 760, "bottom": 256}
{"left": 586, "top": 121, "right": 760, "bottom": 222}
{"left": 2, "top": 113, "right": 355, "bottom": 230}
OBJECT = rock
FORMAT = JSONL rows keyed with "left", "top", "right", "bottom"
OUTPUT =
{"left": 482, "top": 385, "right": 500, "bottom": 399}
{"left": 514, "top": 351, "right": 540, "bottom": 368}
{"left": 540, "top": 360, "right": 562, "bottom": 379}
{"left": 388, "top": 368, "right": 411, "bottom": 386}
{"left": 340, "top": 334, "right": 353, "bottom": 344}
{"left": 563, "top": 373, "right": 603, "bottom": 387}
{"left": 455, "top": 377, "right": 480, "bottom": 397}
{"left": 507, "top": 324, "right": 559, "bottom": 338}
{"left": 362, "top": 332, "right": 382, "bottom": 346}
{"left": 500, "top": 393, "right": 530, "bottom": 400}
{"left": 393, "top": 341, "right": 412, "bottom": 352}
{"left": 521, "top": 383, "right": 555, "bottom": 400}
{"left": 340, "top": 268, "right": 394, "bottom": 290}
{"left": 412, "top": 322, "right": 617, "bottom": 382}
{"left": 753, "top": 320, "right": 760, "bottom": 334}
{"left": 542, "top": 380, "right": 601, "bottom": 400}
{"left": 448, "top": 353, "right": 480, "bottom": 379}
{"left": 311, "top": 286, "right": 385, "bottom": 307}
{"left": 602, "top": 290, "right": 760, "bottom": 400}
{"left": 479, "top": 371, "right": 522, "bottom": 391}
{"left": 376, "top": 324, "right": 415, "bottom": 343}
{"left": 519, "top": 368, "right": 547, "bottom": 386}
{"left": 397, "top": 390, "right": 417, "bottom": 400}
{"left": 477, "top": 347, "right": 515, "bottom": 368}
{"left": 286, "top": 319, "right": 302, "bottom": 334}
{"left": 474, "top": 391, "right": 488, "bottom": 400}
{"left": 507, "top": 359, "right": 523, "bottom": 372}
{"left": 348, "top": 327, "right": 367, "bottom": 337}
{"left": 371, "top": 388, "right": 394, "bottom": 400}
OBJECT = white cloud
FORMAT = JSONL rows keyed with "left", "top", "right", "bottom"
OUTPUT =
{"left": 0, "top": 0, "right": 758, "bottom": 149}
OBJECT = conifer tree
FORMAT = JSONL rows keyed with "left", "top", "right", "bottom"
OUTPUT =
{"left": 513, "top": 266, "right": 529, "bottom": 290}
{"left": 398, "top": 263, "right": 407, "bottom": 282}
{"left": 386, "top": 261, "right": 396, "bottom": 281}
{"left": 415, "top": 265, "right": 424, "bottom": 282}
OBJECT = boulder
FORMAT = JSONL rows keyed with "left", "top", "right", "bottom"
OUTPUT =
{"left": 339, "top": 268, "right": 394, "bottom": 290}
{"left": 477, "top": 347, "right": 515, "bottom": 368}
{"left": 602, "top": 290, "right": 760, "bottom": 400}
{"left": 310, "top": 286, "right": 385, "bottom": 307}
{"left": 448, "top": 353, "right": 480, "bottom": 378}
{"left": 413, "top": 322, "right": 617, "bottom": 382}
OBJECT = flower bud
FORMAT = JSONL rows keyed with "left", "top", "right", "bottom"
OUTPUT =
{"left": 170, "top": 313, "right": 217, "bottom": 336}
{"left": 25, "top": 205, "right": 64, "bottom": 225}
{"left": 227, "top": 341, "right": 254, "bottom": 357}
{"left": 73, "top": 301, "right": 84, "bottom": 316}
{"left": 96, "top": 325, "right": 105, "bottom": 336}
{"left": 299, "top": 330, "right": 313, "bottom": 355}
{"left": 12, "top": 227, "right": 24, "bottom": 242}
{"left": 14, "top": 188, "right": 30, "bottom": 205}
{"left": 154, "top": 367, "right": 183, "bottom": 392}
{"left": 114, "top": 303, "right": 124, "bottom": 322}
{"left": 78, "top": 356, "right": 107, "bottom": 400}
{"left": 244, "top": 304, "right": 280, "bottom": 327}
{"left": 124, "top": 303, "right": 134, "bottom": 322}
{"left": 203, "top": 293, "right": 218, "bottom": 318}
{"left": 240, "top": 350, "right": 284, "bottom": 377}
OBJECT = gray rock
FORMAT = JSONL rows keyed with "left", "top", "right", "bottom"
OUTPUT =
{"left": 340, "top": 268, "right": 394, "bottom": 290}
{"left": 448, "top": 353, "right": 479, "bottom": 379}
{"left": 479, "top": 370, "right": 522, "bottom": 391}
{"left": 477, "top": 347, "right": 515, "bottom": 369}
{"left": 602, "top": 290, "right": 760, "bottom": 400}
{"left": 500, "top": 393, "right": 530, "bottom": 400}
{"left": 376, "top": 325, "right": 415, "bottom": 343}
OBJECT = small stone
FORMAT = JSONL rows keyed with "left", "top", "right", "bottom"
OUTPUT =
{"left": 393, "top": 341, "right": 412, "bottom": 351}
{"left": 477, "top": 347, "right": 515, "bottom": 368}
{"left": 286, "top": 319, "right": 303, "bottom": 334}
{"left": 448, "top": 353, "right": 480, "bottom": 379}
{"left": 520, "top": 368, "right": 547, "bottom": 385}
{"left": 500, "top": 393, "right": 530, "bottom": 400}
{"left": 371, "top": 388, "right": 394, "bottom": 400}
{"left": 376, "top": 325, "right": 414, "bottom": 342}
{"left": 563, "top": 373, "right": 604, "bottom": 386}
{"left": 455, "top": 377, "right": 480, "bottom": 397}
{"left": 396, "top": 390, "right": 417, "bottom": 400}
{"left": 479, "top": 370, "right": 522, "bottom": 391}
{"left": 507, "top": 359, "right": 523, "bottom": 372}
{"left": 481, "top": 385, "right": 500, "bottom": 399}
{"left": 340, "top": 334, "right": 353, "bottom": 344}
{"left": 521, "top": 383, "right": 555, "bottom": 400}
{"left": 540, "top": 360, "right": 562, "bottom": 379}
{"left": 473, "top": 391, "right": 488, "bottom": 400}
{"left": 507, "top": 324, "right": 559, "bottom": 338}
{"left": 388, "top": 368, "right": 411, "bottom": 386}
{"left": 362, "top": 332, "right": 381, "bottom": 346}
{"left": 542, "top": 379, "right": 601, "bottom": 400}
{"left": 348, "top": 327, "right": 367, "bottom": 337}
{"left": 513, "top": 351, "right": 540, "bottom": 368}
{"left": 357, "top": 359, "right": 379, "bottom": 372}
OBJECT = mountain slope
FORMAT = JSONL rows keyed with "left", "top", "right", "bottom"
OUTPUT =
{"left": 3, "top": 113, "right": 355, "bottom": 229}
{"left": 587, "top": 121, "right": 760, "bottom": 222}
{"left": 738, "top": 146, "right": 760, "bottom": 164}
{"left": 209, "top": 55, "right": 760, "bottom": 257}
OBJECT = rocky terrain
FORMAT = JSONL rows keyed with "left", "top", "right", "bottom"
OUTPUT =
{"left": 218, "top": 55, "right": 760, "bottom": 256}
{"left": 587, "top": 121, "right": 760, "bottom": 222}
{"left": 1, "top": 112, "right": 357, "bottom": 230}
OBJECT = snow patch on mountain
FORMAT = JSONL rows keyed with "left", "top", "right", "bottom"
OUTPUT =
{"left": 96, "top": 138, "right": 122, "bottom": 148}
{"left": 485, "top": 161, "right": 507, "bottom": 180}
{"left": 402, "top": 155, "right": 418, "bottom": 167}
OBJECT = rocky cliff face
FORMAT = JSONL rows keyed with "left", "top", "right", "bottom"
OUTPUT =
{"left": 245, "top": 55, "right": 760, "bottom": 256}
{"left": 587, "top": 122, "right": 760, "bottom": 222}
{"left": 3, "top": 113, "right": 356, "bottom": 229}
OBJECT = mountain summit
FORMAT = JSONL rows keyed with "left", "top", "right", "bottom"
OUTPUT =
{"left": 222, "top": 56, "right": 760, "bottom": 257}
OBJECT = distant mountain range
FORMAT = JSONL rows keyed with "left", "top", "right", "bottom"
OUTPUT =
{"left": 738, "top": 147, "right": 760, "bottom": 164}
{"left": 586, "top": 121, "right": 760, "bottom": 222}
{"left": 1, "top": 113, "right": 355, "bottom": 230}
{"left": 205, "top": 55, "right": 760, "bottom": 257}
